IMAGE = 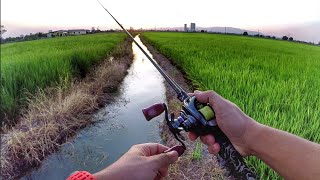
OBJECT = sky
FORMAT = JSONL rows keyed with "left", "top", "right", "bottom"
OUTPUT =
{"left": 1, "top": 0, "right": 320, "bottom": 42}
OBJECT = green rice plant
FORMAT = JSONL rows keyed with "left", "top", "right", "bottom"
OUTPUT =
{"left": 1, "top": 33, "right": 126, "bottom": 123}
{"left": 142, "top": 32, "right": 320, "bottom": 179}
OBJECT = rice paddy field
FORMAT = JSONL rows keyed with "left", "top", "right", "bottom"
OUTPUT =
{"left": 142, "top": 32, "right": 320, "bottom": 179}
{"left": 1, "top": 33, "right": 126, "bottom": 123}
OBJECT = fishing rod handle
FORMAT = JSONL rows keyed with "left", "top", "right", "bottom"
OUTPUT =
{"left": 193, "top": 99, "right": 256, "bottom": 179}
{"left": 209, "top": 126, "right": 257, "bottom": 180}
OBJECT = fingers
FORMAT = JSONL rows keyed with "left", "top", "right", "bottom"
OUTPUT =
{"left": 200, "top": 135, "right": 215, "bottom": 146}
{"left": 132, "top": 143, "right": 169, "bottom": 156}
{"left": 208, "top": 143, "right": 221, "bottom": 154}
{"left": 188, "top": 132, "right": 199, "bottom": 141}
{"left": 189, "top": 133, "right": 216, "bottom": 146}
{"left": 193, "top": 90, "right": 213, "bottom": 104}
{"left": 188, "top": 133, "right": 221, "bottom": 155}
{"left": 200, "top": 135, "right": 220, "bottom": 154}
{"left": 192, "top": 90, "right": 225, "bottom": 111}
{"left": 148, "top": 150, "right": 178, "bottom": 169}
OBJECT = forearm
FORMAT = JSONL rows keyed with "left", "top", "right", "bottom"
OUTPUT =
{"left": 247, "top": 121, "right": 320, "bottom": 179}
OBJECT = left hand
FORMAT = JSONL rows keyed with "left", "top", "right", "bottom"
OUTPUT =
{"left": 94, "top": 143, "right": 179, "bottom": 180}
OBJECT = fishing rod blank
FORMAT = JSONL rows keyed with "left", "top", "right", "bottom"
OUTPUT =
{"left": 97, "top": 0, "right": 188, "bottom": 101}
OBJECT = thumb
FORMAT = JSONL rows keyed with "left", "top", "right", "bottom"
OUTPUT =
{"left": 194, "top": 90, "right": 225, "bottom": 111}
{"left": 148, "top": 151, "right": 178, "bottom": 169}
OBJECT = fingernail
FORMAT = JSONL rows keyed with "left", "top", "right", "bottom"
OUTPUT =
{"left": 164, "top": 145, "right": 185, "bottom": 156}
{"left": 167, "top": 150, "right": 178, "bottom": 157}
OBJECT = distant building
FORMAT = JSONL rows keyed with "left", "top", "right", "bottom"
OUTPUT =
{"left": 190, "top": 23, "right": 196, "bottom": 32}
{"left": 46, "top": 29, "right": 90, "bottom": 38}
{"left": 184, "top": 24, "right": 188, "bottom": 32}
{"left": 46, "top": 30, "right": 68, "bottom": 37}
{"left": 68, "top": 29, "right": 90, "bottom": 35}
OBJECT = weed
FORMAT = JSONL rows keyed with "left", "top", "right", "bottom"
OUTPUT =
{"left": 192, "top": 142, "right": 202, "bottom": 161}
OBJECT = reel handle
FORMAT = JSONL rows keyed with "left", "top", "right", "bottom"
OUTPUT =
{"left": 142, "top": 103, "right": 165, "bottom": 121}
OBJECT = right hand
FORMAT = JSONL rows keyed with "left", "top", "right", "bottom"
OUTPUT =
{"left": 188, "top": 90, "right": 258, "bottom": 156}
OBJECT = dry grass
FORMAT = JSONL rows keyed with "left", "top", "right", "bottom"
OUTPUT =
{"left": 0, "top": 39, "right": 133, "bottom": 179}
{"left": 161, "top": 125, "right": 225, "bottom": 180}
{"left": 140, "top": 38, "right": 227, "bottom": 179}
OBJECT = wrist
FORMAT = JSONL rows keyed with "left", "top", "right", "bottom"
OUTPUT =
{"left": 243, "top": 118, "right": 264, "bottom": 156}
{"left": 94, "top": 166, "right": 117, "bottom": 180}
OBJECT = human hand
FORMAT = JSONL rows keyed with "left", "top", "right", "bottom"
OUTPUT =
{"left": 188, "top": 90, "right": 258, "bottom": 156}
{"left": 94, "top": 143, "right": 179, "bottom": 180}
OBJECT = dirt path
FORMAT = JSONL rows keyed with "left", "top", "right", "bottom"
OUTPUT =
{"left": 140, "top": 37, "right": 226, "bottom": 180}
{"left": 0, "top": 39, "right": 133, "bottom": 179}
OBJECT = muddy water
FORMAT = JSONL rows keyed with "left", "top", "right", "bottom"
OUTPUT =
{"left": 22, "top": 36, "right": 166, "bottom": 180}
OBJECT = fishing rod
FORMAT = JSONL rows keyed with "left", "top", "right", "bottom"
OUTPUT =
{"left": 98, "top": 1, "right": 257, "bottom": 179}
{"left": 97, "top": 0, "right": 188, "bottom": 102}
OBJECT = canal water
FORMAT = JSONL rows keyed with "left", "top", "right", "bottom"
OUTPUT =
{"left": 22, "top": 35, "right": 166, "bottom": 179}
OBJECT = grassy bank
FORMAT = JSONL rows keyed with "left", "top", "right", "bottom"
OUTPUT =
{"left": 1, "top": 33, "right": 126, "bottom": 124}
{"left": 0, "top": 38, "right": 133, "bottom": 179}
{"left": 142, "top": 32, "right": 320, "bottom": 179}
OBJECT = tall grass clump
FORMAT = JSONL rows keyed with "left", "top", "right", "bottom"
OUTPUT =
{"left": 1, "top": 33, "right": 126, "bottom": 124}
{"left": 142, "top": 32, "right": 320, "bottom": 179}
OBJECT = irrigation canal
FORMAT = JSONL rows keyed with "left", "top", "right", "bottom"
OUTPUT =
{"left": 22, "top": 35, "right": 166, "bottom": 179}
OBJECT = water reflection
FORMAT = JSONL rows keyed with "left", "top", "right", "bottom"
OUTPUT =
{"left": 22, "top": 35, "right": 166, "bottom": 180}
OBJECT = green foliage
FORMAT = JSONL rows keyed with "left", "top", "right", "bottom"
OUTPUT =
{"left": 192, "top": 142, "right": 202, "bottom": 161}
{"left": 1, "top": 33, "right": 126, "bottom": 123}
{"left": 142, "top": 32, "right": 320, "bottom": 179}
{"left": 1, "top": 25, "right": 7, "bottom": 35}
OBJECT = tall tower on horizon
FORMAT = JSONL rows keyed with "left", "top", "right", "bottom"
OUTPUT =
{"left": 184, "top": 24, "right": 188, "bottom": 32}
{"left": 190, "top": 23, "right": 196, "bottom": 32}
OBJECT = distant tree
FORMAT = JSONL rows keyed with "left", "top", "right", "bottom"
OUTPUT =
{"left": 243, "top": 31, "right": 248, "bottom": 36}
{"left": 1, "top": 25, "right": 7, "bottom": 43}
{"left": 201, "top": 30, "right": 205, "bottom": 33}
{"left": 259, "top": 35, "right": 264, "bottom": 38}
{"left": 282, "top": 36, "right": 288, "bottom": 40}
{"left": 272, "top": 36, "right": 276, "bottom": 39}
{"left": 35, "top": 32, "right": 46, "bottom": 38}
{"left": 254, "top": 34, "right": 259, "bottom": 37}
{"left": 289, "top": 37, "right": 293, "bottom": 41}
{"left": 1, "top": 25, "right": 7, "bottom": 35}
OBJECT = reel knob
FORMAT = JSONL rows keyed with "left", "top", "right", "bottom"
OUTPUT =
{"left": 142, "top": 103, "right": 165, "bottom": 121}
{"left": 164, "top": 145, "right": 185, "bottom": 156}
